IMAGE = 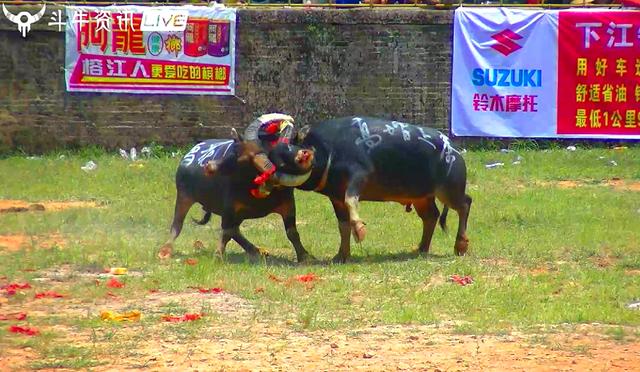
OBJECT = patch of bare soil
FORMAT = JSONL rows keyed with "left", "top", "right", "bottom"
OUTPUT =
{"left": 556, "top": 180, "right": 581, "bottom": 189}
{"left": 86, "top": 324, "right": 640, "bottom": 371}
{"left": 591, "top": 255, "right": 618, "bottom": 269}
{"left": 605, "top": 179, "right": 640, "bottom": 192}
{"left": 2, "top": 270, "right": 640, "bottom": 371}
{"left": 538, "top": 179, "right": 640, "bottom": 192}
{"left": 0, "top": 199, "right": 100, "bottom": 213}
{"left": 0, "top": 233, "right": 65, "bottom": 252}
{"left": 0, "top": 348, "right": 39, "bottom": 371}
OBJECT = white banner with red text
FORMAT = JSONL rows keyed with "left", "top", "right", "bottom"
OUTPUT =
{"left": 65, "top": 5, "right": 236, "bottom": 95}
{"left": 452, "top": 8, "right": 640, "bottom": 139}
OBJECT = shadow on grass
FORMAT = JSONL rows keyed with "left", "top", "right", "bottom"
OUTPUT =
{"left": 169, "top": 246, "right": 454, "bottom": 267}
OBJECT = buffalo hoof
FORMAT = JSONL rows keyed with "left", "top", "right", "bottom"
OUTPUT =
{"left": 297, "top": 253, "right": 317, "bottom": 265}
{"left": 157, "top": 243, "right": 173, "bottom": 260}
{"left": 351, "top": 220, "right": 367, "bottom": 243}
{"left": 331, "top": 253, "right": 349, "bottom": 264}
{"left": 454, "top": 237, "right": 469, "bottom": 256}
{"left": 242, "top": 247, "right": 269, "bottom": 264}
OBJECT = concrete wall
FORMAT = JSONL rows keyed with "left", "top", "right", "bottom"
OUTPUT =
{"left": 0, "top": 6, "right": 453, "bottom": 152}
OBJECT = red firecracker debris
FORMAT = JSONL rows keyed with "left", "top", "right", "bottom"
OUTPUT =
{"left": 8, "top": 325, "right": 39, "bottom": 336}
{"left": 161, "top": 313, "right": 202, "bottom": 323}
{"left": 106, "top": 278, "right": 125, "bottom": 288}
{"left": 0, "top": 312, "right": 27, "bottom": 321}
{"left": 295, "top": 273, "right": 317, "bottom": 283}
{"left": 1, "top": 283, "right": 31, "bottom": 296}
{"left": 198, "top": 287, "right": 223, "bottom": 294}
{"left": 185, "top": 258, "right": 198, "bottom": 266}
{"left": 34, "top": 291, "right": 65, "bottom": 299}
{"left": 449, "top": 275, "right": 474, "bottom": 286}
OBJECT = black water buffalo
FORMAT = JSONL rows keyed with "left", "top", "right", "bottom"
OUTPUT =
{"left": 158, "top": 128, "right": 316, "bottom": 262}
{"left": 249, "top": 116, "right": 472, "bottom": 263}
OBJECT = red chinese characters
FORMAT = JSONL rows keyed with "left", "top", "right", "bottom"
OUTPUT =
{"left": 112, "top": 12, "right": 145, "bottom": 55}
{"left": 75, "top": 10, "right": 145, "bottom": 55}
{"left": 472, "top": 94, "right": 538, "bottom": 113}
{"left": 76, "top": 11, "right": 109, "bottom": 53}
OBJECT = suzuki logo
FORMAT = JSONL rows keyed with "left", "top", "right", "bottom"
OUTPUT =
{"left": 2, "top": 3, "right": 46, "bottom": 38}
{"left": 490, "top": 29, "right": 523, "bottom": 56}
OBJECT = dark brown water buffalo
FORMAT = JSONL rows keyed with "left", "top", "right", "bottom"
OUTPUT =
{"left": 158, "top": 116, "right": 316, "bottom": 263}
{"left": 241, "top": 116, "right": 472, "bottom": 263}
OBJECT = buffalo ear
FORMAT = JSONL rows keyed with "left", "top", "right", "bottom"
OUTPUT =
{"left": 235, "top": 141, "right": 262, "bottom": 163}
{"left": 231, "top": 128, "right": 244, "bottom": 142}
{"left": 296, "top": 125, "right": 311, "bottom": 143}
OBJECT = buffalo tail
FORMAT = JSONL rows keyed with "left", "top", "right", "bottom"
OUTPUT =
{"left": 439, "top": 206, "right": 448, "bottom": 232}
{"left": 193, "top": 211, "right": 212, "bottom": 225}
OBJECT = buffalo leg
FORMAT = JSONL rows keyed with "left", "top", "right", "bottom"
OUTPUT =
{"left": 331, "top": 198, "right": 352, "bottom": 263}
{"left": 275, "top": 198, "right": 313, "bottom": 263}
{"left": 158, "top": 191, "right": 194, "bottom": 259}
{"left": 413, "top": 197, "right": 440, "bottom": 254}
{"left": 438, "top": 191, "right": 472, "bottom": 256}
{"left": 232, "top": 228, "right": 262, "bottom": 257}
{"left": 215, "top": 227, "right": 234, "bottom": 256}
{"left": 219, "top": 212, "right": 261, "bottom": 257}
{"left": 451, "top": 194, "right": 472, "bottom": 256}
{"left": 344, "top": 173, "right": 368, "bottom": 243}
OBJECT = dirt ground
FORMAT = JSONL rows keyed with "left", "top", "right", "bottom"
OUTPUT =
{"left": 0, "top": 199, "right": 96, "bottom": 252}
{"left": 0, "top": 234, "right": 66, "bottom": 252}
{"left": 0, "top": 199, "right": 100, "bottom": 213}
{"left": 1, "top": 198, "right": 639, "bottom": 371}
{"left": 540, "top": 179, "right": 640, "bottom": 192}
{"left": 1, "top": 283, "right": 639, "bottom": 371}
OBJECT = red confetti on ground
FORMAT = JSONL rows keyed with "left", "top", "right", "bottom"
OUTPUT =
{"left": 161, "top": 313, "right": 202, "bottom": 323}
{"left": 268, "top": 273, "right": 319, "bottom": 289}
{"left": 185, "top": 258, "right": 198, "bottom": 266}
{"left": 449, "top": 275, "right": 474, "bottom": 286}
{"left": 198, "top": 287, "right": 223, "bottom": 294}
{"left": 255, "top": 287, "right": 265, "bottom": 294}
{"left": 295, "top": 273, "right": 317, "bottom": 283}
{"left": 34, "top": 291, "right": 65, "bottom": 299}
{"left": 106, "top": 278, "right": 125, "bottom": 288}
{"left": 0, "top": 312, "right": 27, "bottom": 321}
{"left": 1, "top": 283, "right": 31, "bottom": 296}
{"left": 8, "top": 325, "right": 39, "bottom": 336}
{"left": 149, "top": 289, "right": 159, "bottom": 294}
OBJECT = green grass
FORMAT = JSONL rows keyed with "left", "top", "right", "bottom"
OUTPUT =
{"left": 1, "top": 147, "right": 639, "bottom": 363}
